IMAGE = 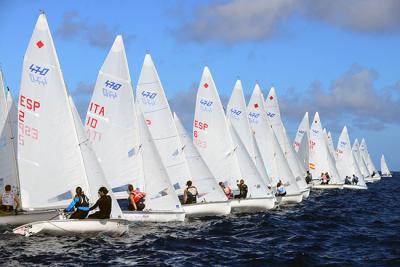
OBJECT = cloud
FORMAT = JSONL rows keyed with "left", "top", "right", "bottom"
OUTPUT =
{"left": 57, "top": 11, "right": 135, "bottom": 48}
{"left": 278, "top": 64, "right": 400, "bottom": 132}
{"left": 174, "top": 0, "right": 400, "bottom": 43}
{"left": 70, "top": 81, "right": 94, "bottom": 119}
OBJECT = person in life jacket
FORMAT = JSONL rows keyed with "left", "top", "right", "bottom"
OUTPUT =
{"left": 321, "top": 173, "right": 328, "bottom": 184}
{"left": 325, "top": 172, "right": 331, "bottom": 184}
{"left": 235, "top": 179, "right": 248, "bottom": 199}
{"left": 275, "top": 180, "right": 287, "bottom": 196}
{"left": 184, "top": 180, "right": 198, "bottom": 204}
{"left": 219, "top": 182, "right": 232, "bottom": 199}
{"left": 344, "top": 176, "right": 352, "bottom": 185}
{"left": 0, "top": 184, "right": 19, "bottom": 213}
{"left": 305, "top": 171, "right": 313, "bottom": 184}
{"left": 127, "top": 184, "right": 146, "bottom": 211}
{"left": 64, "top": 186, "right": 90, "bottom": 219}
{"left": 352, "top": 174, "right": 359, "bottom": 185}
{"left": 88, "top": 187, "right": 112, "bottom": 219}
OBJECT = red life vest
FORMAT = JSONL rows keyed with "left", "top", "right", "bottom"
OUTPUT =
{"left": 133, "top": 190, "right": 144, "bottom": 203}
{"left": 224, "top": 187, "right": 231, "bottom": 199}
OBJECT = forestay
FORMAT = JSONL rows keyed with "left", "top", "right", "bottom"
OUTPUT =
{"left": 18, "top": 14, "right": 90, "bottom": 209}
{"left": 174, "top": 113, "right": 227, "bottom": 202}
{"left": 247, "top": 84, "right": 300, "bottom": 195}
{"left": 193, "top": 67, "right": 242, "bottom": 190}
{"left": 136, "top": 54, "right": 192, "bottom": 195}
{"left": 85, "top": 35, "right": 144, "bottom": 194}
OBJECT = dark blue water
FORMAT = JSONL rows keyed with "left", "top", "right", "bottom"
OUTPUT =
{"left": 1, "top": 173, "right": 399, "bottom": 266}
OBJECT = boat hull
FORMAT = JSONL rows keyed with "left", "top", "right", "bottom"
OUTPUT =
{"left": 301, "top": 188, "right": 310, "bottom": 199}
{"left": 230, "top": 197, "right": 276, "bottom": 213}
{"left": 279, "top": 193, "right": 303, "bottom": 204}
{"left": 0, "top": 210, "right": 59, "bottom": 227}
{"left": 183, "top": 201, "right": 231, "bottom": 218}
{"left": 343, "top": 184, "right": 368, "bottom": 190}
{"left": 364, "top": 178, "right": 374, "bottom": 183}
{"left": 312, "top": 184, "right": 344, "bottom": 189}
{"left": 13, "top": 219, "right": 129, "bottom": 237}
{"left": 372, "top": 177, "right": 381, "bottom": 182}
{"left": 123, "top": 211, "right": 185, "bottom": 222}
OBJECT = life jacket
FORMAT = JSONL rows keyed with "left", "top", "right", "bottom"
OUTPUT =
{"left": 277, "top": 186, "right": 286, "bottom": 194}
{"left": 224, "top": 187, "right": 231, "bottom": 199}
{"left": 186, "top": 186, "right": 198, "bottom": 203}
{"left": 2, "top": 191, "right": 15, "bottom": 206}
{"left": 74, "top": 194, "right": 89, "bottom": 209}
{"left": 133, "top": 190, "right": 144, "bottom": 203}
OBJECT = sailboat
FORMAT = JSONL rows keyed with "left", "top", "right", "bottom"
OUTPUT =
{"left": 381, "top": 155, "right": 392, "bottom": 177}
{"left": 0, "top": 67, "right": 59, "bottom": 226}
{"left": 352, "top": 139, "right": 372, "bottom": 183}
{"left": 193, "top": 68, "right": 275, "bottom": 211}
{"left": 308, "top": 112, "right": 343, "bottom": 189}
{"left": 360, "top": 139, "right": 381, "bottom": 182}
{"left": 226, "top": 80, "right": 272, "bottom": 186}
{"left": 13, "top": 13, "right": 128, "bottom": 236}
{"left": 325, "top": 130, "right": 336, "bottom": 161}
{"left": 293, "top": 112, "right": 310, "bottom": 172}
{"left": 248, "top": 84, "right": 303, "bottom": 204}
{"left": 335, "top": 126, "right": 367, "bottom": 189}
{"left": 136, "top": 55, "right": 229, "bottom": 217}
{"left": 265, "top": 87, "right": 310, "bottom": 198}
{"left": 174, "top": 113, "right": 232, "bottom": 215}
{"left": 85, "top": 37, "right": 184, "bottom": 222}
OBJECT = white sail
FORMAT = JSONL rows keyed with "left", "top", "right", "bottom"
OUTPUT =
{"left": 174, "top": 113, "right": 227, "bottom": 202}
{"left": 18, "top": 14, "right": 91, "bottom": 209}
{"left": 85, "top": 35, "right": 144, "bottom": 195}
{"left": 226, "top": 80, "right": 271, "bottom": 184}
{"left": 326, "top": 131, "right": 336, "bottom": 161}
{"left": 360, "top": 139, "right": 381, "bottom": 179}
{"left": 335, "top": 126, "right": 366, "bottom": 186}
{"left": 136, "top": 54, "right": 192, "bottom": 195}
{"left": 193, "top": 67, "right": 242, "bottom": 190}
{"left": 309, "top": 113, "right": 342, "bottom": 184}
{"left": 69, "top": 96, "right": 123, "bottom": 218}
{"left": 352, "top": 139, "right": 370, "bottom": 178}
{"left": 293, "top": 112, "right": 309, "bottom": 171}
{"left": 247, "top": 84, "right": 300, "bottom": 194}
{"left": 137, "top": 108, "right": 183, "bottom": 212}
{"left": 265, "top": 87, "right": 307, "bottom": 183}
{"left": 6, "top": 90, "right": 18, "bottom": 159}
{"left": 381, "top": 155, "right": 391, "bottom": 176}
{"left": 0, "top": 70, "right": 19, "bottom": 192}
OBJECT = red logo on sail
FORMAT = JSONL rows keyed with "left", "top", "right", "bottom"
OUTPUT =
{"left": 269, "top": 96, "right": 273, "bottom": 100}
{"left": 36, "top": 40, "right": 44, "bottom": 48}
{"left": 254, "top": 103, "right": 259, "bottom": 108}
{"left": 203, "top": 83, "right": 209, "bottom": 88}
{"left": 309, "top": 162, "right": 316, "bottom": 170}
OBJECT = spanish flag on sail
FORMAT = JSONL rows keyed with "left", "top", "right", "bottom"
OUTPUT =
{"left": 309, "top": 162, "right": 316, "bottom": 170}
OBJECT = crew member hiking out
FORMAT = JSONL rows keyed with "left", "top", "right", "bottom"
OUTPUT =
{"left": 64, "top": 186, "right": 90, "bottom": 219}
{"left": 127, "top": 184, "right": 146, "bottom": 211}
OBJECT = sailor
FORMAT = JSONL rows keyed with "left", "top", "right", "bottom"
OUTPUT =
{"left": 219, "top": 182, "right": 232, "bottom": 199}
{"left": 88, "top": 187, "right": 112, "bottom": 219}
{"left": 321, "top": 173, "right": 327, "bottom": 184}
{"left": 325, "top": 172, "right": 331, "bottom": 184}
{"left": 183, "top": 180, "right": 198, "bottom": 204}
{"left": 305, "top": 171, "right": 312, "bottom": 184}
{"left": 0, "top": 185, "right": 19, "bottom": 213}
{"left": 352, "top": 175, "right": 359, "bottom": 185}
{"left": 235, "top": 179, "right": 248, "bottom": 199}
{"left": 127, "top": 184, "right": 146, "bottom": 211}
{"left": 275, "top": 180, "right": 287, "bottom": 196}
{"left": 64, "top": 186, "right": 90, "bottom": 219}
{"left": 345, "top": 176, "right": 352, "bottom": 185}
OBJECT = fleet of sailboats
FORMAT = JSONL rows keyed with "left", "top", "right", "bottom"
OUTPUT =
{"left": 0, "top": 13, "right": 393, "bottom": 236}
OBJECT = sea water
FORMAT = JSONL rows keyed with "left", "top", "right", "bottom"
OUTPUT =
{"left": 0, "top": 173, "right": 399, "bottom": 266}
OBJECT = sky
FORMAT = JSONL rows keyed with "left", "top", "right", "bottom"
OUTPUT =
{"left": 0, "top": 0, "right": 399, "bottom": 170}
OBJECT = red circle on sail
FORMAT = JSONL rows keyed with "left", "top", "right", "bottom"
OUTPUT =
{"left": 254, "top": 103, "right": 259, "bottom": 108}
{"left": 269, "top": 96, "right": 273, "bottom": 100}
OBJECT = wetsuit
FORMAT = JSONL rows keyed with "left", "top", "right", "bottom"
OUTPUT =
{"left": 88, "top": 195, "right": 112, "bottom": 219}
{"left": 65, "top": 194, "right": 90, "bottom": 219}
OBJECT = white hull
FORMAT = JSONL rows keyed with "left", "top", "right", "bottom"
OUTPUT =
{"left": 0, "top": 210, "right": 59, "bottom": 227}
{"left": 364, "top": 178, "right": 374, "bottom": 183}
{"left": 382, "top": 174, "right": 392, "bottom": 178}
{"left": 312, "top": 183, "right": 344, "bottom": 189}
{"left": 279, "top": 193, "right": 303, "bottom": 204}
{"left": 183, "top": 201, "right": 231, "bottom": 218}
{"left": 301, "top": 188, "right": 310, "bottom": 199}
{"left": 13, "top": 219, "right": 129, "bottom": 237}
{"left": 123, "top": 211, "right": 185, "bottom": 222}
{"left": 372, "top": 177, "right": 381, "bottom": 182}
{"left": 230, "top": 197, "right": 276, "bottom": 212}
{"left": 343, "top": 184, "right": 368, "bottom": 190}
